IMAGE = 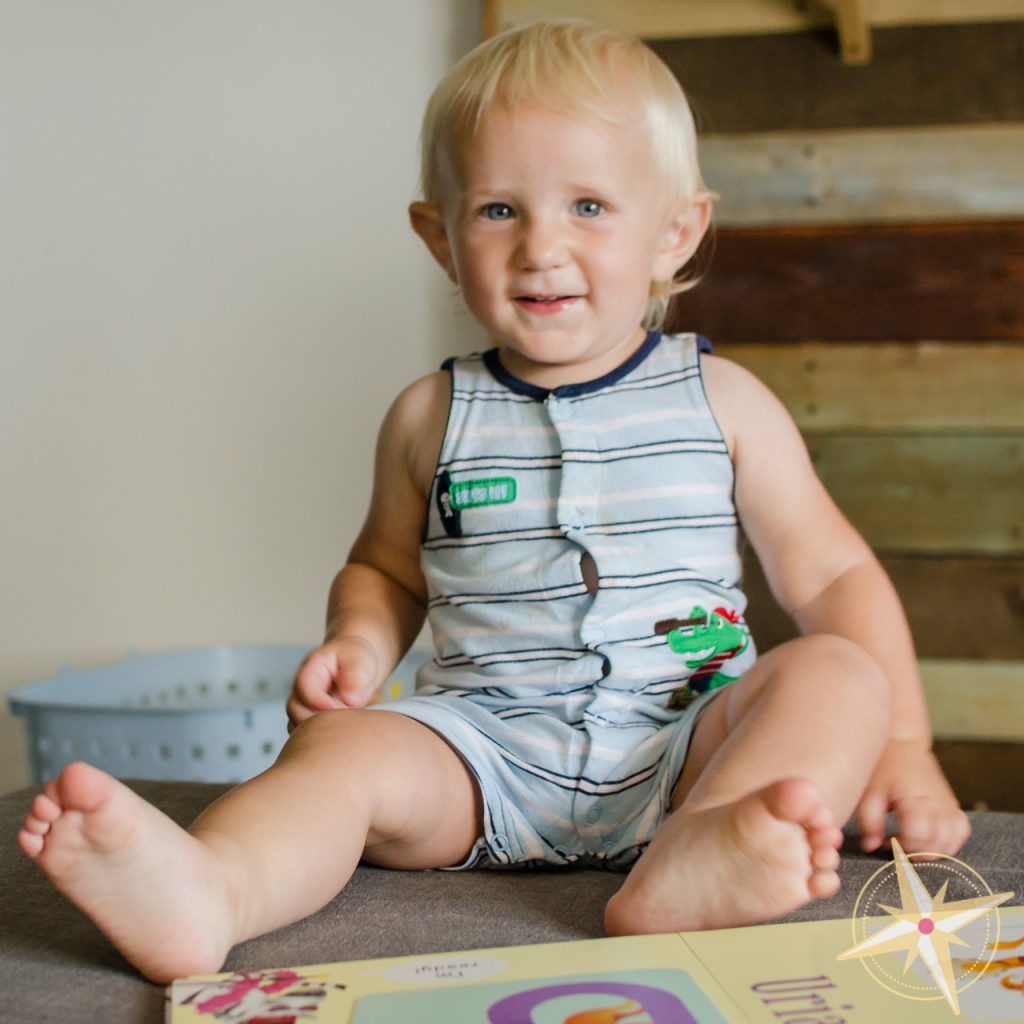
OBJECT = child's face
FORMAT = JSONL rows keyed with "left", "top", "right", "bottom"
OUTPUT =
{"left": 412, "top": 102, "right": 708, "bottom": 386}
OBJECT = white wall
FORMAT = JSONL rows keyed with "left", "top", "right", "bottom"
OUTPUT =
{"left": 0, "top": 1, "right": 483, "bottom": 791}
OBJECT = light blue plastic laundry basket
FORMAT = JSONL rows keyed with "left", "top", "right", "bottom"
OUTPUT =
{"left": 9, "top": 644, "right": 429, "bottom": 785}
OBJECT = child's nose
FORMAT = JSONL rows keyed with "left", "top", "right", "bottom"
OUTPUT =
{"left": 516, "top": 216, "right": 568, "bottom": 271}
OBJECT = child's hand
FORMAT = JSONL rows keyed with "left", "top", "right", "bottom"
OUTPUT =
{"left": 287, "top": 636, "right": 380, "bottom": 727}
{"left": 856, "top": 739, "right": 971, "bottom": 856}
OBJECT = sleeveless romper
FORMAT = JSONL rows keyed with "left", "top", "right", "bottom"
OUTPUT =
{"left": 374, "top": 331, "right": 756, "bottom": 868}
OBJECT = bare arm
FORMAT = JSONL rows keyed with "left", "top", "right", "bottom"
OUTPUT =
{"left": 287, "top": 370, "right": 450, "bottom": 723}
{"left": 703, "top": 354, "right": 968, "bottom": 852}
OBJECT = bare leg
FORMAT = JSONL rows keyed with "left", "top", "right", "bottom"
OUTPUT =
{"left": 605, "top": 635, "right": 890, "bottom": 935}
{"left": 17, "top": 710, "right": 481, "bottom": 983}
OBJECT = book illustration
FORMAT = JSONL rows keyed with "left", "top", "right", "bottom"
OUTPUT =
{"left": 960, "top": 934, "right": 1024, "bottom": 991}
{"left": 350, "top": 969, "right": 727, "bottom": 1024}
{"left": 169, "top": 968, "right": 345, "bottom": 1022}
{"left": 952, "top": 931, "right": 1024, "bottom": 1020}
{"left": 559, "top": 998, "right": 648, "bottom": 1024}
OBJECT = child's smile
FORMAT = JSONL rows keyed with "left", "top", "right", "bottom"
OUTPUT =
{"left": 513, "top": 294, "right": 582, "bottom": 316}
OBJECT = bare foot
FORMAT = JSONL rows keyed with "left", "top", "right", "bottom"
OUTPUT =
{"left": 605, "top": 778, "right": 843, "bottom": 935}
{"left": 18, "top": 762, "right": 238, "bottom": 983}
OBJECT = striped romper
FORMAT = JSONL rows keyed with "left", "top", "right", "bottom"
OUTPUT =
{"left": 375, "top": 331, "right": 757, "bottom": 868}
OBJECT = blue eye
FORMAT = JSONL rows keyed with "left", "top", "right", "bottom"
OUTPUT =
{"left": 482, "top": 202, "right": 514, "bottom": 221}
{"left": 574, "top": 199, "right": 603, "bottom": 218}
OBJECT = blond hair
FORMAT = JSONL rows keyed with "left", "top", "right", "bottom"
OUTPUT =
{"left": 418, "top": 19, "right": 711, "bottom": 328}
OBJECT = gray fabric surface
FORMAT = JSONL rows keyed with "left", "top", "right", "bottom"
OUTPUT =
{"left": 2, "top": 780, "right": 1021, "bottom": 1023}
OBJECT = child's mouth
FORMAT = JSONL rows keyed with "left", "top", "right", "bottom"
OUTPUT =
{"left": 515, "top": 295, "right": 579, "bottom": 314}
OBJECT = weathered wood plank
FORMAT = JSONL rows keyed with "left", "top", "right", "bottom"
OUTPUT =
{"left": 702, "top": 124, "right": 1024, "bottom": 226}
{"left": 883, "top": 558, "right": 1024, "bottom": 661}
{"left": 715, "top": 341, "right": 1024, "bottom": 432}
{"left": 924, "top": 659, "right": 1024, "bottom": 742}
{"left": 933, "top": 740, "right": 1024, "bottom": 811}
{"left": 493, "top": 1, "right": 1024, "bottom": 39}
{"left": 493, "top": 0, "right": 837, "bottom": 38}
{"left": 870, "top": 1, "right": 1024, "bottom": 28}
{"left": 651, "top": 22, "right": 1024, "bottom": 132}
{"left": 807, "top": 433, "right": 1024, "bottom": 555}
{"left": 671, "top": 222, "right": 1024, "bottom": 342}
{"left": 742, "top": 552, "right": 1024, "bottom": 660}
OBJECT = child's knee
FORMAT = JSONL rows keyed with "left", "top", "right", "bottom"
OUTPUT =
{"left": 793, "top": 633, "right": 891, "bottom": 721}
{"left": 278, "top": 707, "right": 391, "bottom": 767}
{"left": 285, "top": 707, "right": 354, "bottom": 744}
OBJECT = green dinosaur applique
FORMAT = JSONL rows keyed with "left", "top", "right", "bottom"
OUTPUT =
{"left": 655, "top": 605, "right": 751, "bottom": 709}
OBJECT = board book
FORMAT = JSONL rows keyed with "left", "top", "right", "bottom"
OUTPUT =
{"left": 166, "top": 905, "right": 1024, "bottom": 1022}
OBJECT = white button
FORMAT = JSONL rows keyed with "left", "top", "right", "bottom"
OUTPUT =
{"left": 585, "top": 806, "right": 602, "bottom": 824}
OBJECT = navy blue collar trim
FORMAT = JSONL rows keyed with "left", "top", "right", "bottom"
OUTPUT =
{"left": 482, "top": 330, "right": 665, "bottom": 400}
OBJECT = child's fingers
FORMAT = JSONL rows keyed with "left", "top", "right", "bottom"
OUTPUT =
{"left": 891, "top": 798, "right": 936, "bottom": 852}
{"left": 287, "top": 640, "right": 380, "bottom": 726}
{"left": 285, "top": 688, "right": 342, "bottom": 731}
{"left": 856, "top": 789, "right": 889, "bottom": 852}
{"left": 292, "top": 651, "right": 346, "bottom": 710}
{"left": 894, "top": 798, "right": 971, "bottom": 856}
{"left": 947, "top": 807, "right": 972, "bottom": 852}
{"left": 285, "top": 695, "right": 319, "bottom": 730}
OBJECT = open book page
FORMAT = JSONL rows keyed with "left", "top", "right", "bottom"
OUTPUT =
{"left": 166, "top": 905, "right": 1024, "bottom": 1023}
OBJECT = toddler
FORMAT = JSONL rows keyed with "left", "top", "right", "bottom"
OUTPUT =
{"left": 19, "top": 19, "right": 969, "bottom": 984}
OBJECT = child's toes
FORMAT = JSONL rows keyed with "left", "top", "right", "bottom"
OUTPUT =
{"left": 18, "top": 828, "right": 45, "bottom": 857}
{"left": 809, "top": 868, "right": 841, "bottom": 899}
{"left": 811, "top": 844, "right": 840, "bottom": 872}
{"left": 21, "top": 814, "right": 51, "bottom": 836}
{"left": 30, "top": 792, "right": 62, "bottom": 825}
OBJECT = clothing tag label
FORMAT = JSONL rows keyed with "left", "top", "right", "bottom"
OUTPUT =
{"left": 450, "top": 477, "right": 517, "bottom": 511}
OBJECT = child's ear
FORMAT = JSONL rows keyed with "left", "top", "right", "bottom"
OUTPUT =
{"left": 409, "top": 202, "right": 458, "bottom": 284}
{"left": 653, "top": 195, "right": 712, "bottom": 283}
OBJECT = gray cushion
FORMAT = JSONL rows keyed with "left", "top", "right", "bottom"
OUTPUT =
{"left": 2, "top": 780, "right": 1021, "bottom": 1023}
